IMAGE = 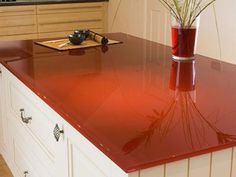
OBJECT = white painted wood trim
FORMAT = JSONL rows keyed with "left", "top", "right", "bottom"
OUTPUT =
{"left": 128, "top": 148, "right": 236, "bottom": 177}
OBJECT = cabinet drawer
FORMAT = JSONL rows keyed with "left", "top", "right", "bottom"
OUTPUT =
{"left": 0, "top": 5, "right": 36, "bottom": 16}
{"left": 38, "top": 20, "right": 103, "bottom": 33}
{"left": 0, "top": 34, "right": 38, "bottom": 41}
{"left": 37, "top": 11, "right": 103, "bottom": 33}
{"left": 37, "top": 2, "right": 104, "bottom": 14}
{"left": 0, "top": 15, "right": 37, "bottom": 36}
{"left": 9, "top": 82, "right": 58, "bottom": 160}
{"left": 38, "top": 11, "right": 103, "bottom": 24}
{"left": 14, "top": 140, "right": 39, "bottom": 177}
{"left": 13, "top": 122, "right": 54, "bottom": 177}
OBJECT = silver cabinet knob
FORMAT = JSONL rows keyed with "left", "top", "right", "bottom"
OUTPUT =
{"left": 53, "top": 124, "right": 64, "bottom": 142}
{"left": 20, "top": 109, "right": 32, "bottom": 124}
{"left": 24, "top": 171, "right": 28, "bottom": 177}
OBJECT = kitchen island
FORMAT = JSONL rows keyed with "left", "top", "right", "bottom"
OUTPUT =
{"left": 0, "top": 33, "right": 236, "bottom": 177}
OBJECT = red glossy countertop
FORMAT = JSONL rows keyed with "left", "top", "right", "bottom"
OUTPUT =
{"left": 1, "top": 33, "right": 236, "bottom": 173}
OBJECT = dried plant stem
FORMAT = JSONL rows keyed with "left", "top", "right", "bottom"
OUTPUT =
{"left": 159, "top": 0, "right": 216, "bottom": 27}
{"left": 190, "top": 0, "right": 216, "bottom": 26}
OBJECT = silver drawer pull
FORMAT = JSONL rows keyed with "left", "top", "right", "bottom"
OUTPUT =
{"left": 24, "top": 171, "right": 28, "bottom": 177}
{"left": 20, "top": 109, "right": 32, "bottom": 124}
{"left": 53, "top": 124, "right": 64, "bottom": 142}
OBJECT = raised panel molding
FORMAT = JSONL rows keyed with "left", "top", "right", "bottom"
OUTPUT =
{"left": 197, "top": 1, "right": 236, "bottom": 63}
{"left": 67, "top": 139, "right": 108, "bottom": 177}
{"left": 148, "top": 10, "right": 170, "bottom": 45}
{"left": 128, "top": 171, "right": 139, "bottom": 177}
{"left": 189, "top": 154, "right": 211, "bottom": 177}
{"left": 231, "top": 147, "right": 236, "bottom": 177}
{"left": 126, "top": 150, "right": 235, "bottom": 177}
{"left": 111, "top": 164, "right": 128, "bottom": 177}
{"left": 211, "top": 148, "right": 232, "bottom": 177}
{"left": 165, "top": 159, "right": 189, "bottom": 177}
{"left": 145, "top": 0, "right": 171, "bottom": 46}
{"left": 108, "top": 0, "right": 146, "bottom": 38}
{"left": 197, "top": 5, "right": 221, "bottom": 61}
{"left": 140, "top": 165, "right": 164, "bottom": 177}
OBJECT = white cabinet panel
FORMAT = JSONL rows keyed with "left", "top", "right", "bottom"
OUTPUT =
{"left": 211, "top": 148, "right": 232, "bottom": 177}
{"left": 12, "top": 116, "right": 53, "bottom": 177}
{"left": 111, "top": 164, "right": 128, "bottom": 177}
{"left": 147, "top": 9, "right": 170, "bottom": 45}
{"left": 66, "top": 122, "right": 117, "bottom": 177}
{"left": 68, "top": 141, "right": 108, "bottom": 177}
{"left": 14, "top": 141, "right": 39, "bottom": 177}
{"left": 232, "top": 147, "right": 236, "bottom": 177}
{"left": 140, "top": 165, "right": 164, "bottom": 177}
{"left": 0, "top": 65, "right": 14, "bottom": 166}
{"left": 67, "top": 135, "right": 112, "bottom": 177}
{"left": 128, "top": 171, "right": 139, "bottom": 177}
{"left": 66, "top": 119, "right": 128, "bottom": 177}
{"left": 0, "top": 68, "right": 3, "bottom": 152}
{"left": 139, "top": 0, "right": 171, "bottom": 45}
{"left": 166, "top": 159, "right": 188, "bottom": 177}
{"left": 197, "top": 1, "right": 236, "bottom": 63}
{"left": 108, "top": 0, "right": 146, "bottom": 38}
{"left": 189, "top": 154, "right": 211, "bottom": 177}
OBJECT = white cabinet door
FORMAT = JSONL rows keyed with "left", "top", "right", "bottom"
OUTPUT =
{"left": 66, "top": 124, "right": 129, "bottom": 177}
{"left": 0, "top": 67, "right": 3, "bottom": 152}
{"left": 146, "top": 0, "right": 171, "bottom": 45}
{"left": 65, "top": 121, "right": 123, "bottom": 177}
{"left": 66, "top": 127, "right": 109, "bottom": 177}
{"left": 108, "top": 0, "right": 146, "bottom": 38}
{"left": 1, "top": 65, "right": 68, "bottom": 177}
{"left": 0, "top": 65, "right": 13, "bottom": 165}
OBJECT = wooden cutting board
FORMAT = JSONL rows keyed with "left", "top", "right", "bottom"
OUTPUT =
{"left": 35, "top": 38, "right": 121, "bottom": 51}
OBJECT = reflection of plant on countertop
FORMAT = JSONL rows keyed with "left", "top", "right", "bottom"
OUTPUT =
{"left": 122, "top": 92, "right": 236, "bottom": 154}
{"left": 159, "top": 0, "right": 216, "bottom": 27}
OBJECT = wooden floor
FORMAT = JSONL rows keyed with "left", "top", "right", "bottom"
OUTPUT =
{"left": 0, "top": 155, "right": 13, "bottom": 177}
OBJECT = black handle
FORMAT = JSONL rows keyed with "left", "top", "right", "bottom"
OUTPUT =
{"left": 24, "top": 171, "right": 28, "bottom": 177}
{"left": 53, "top": 124, "right": 64, "bottom": 142}
{"left": 20, "top": 109, "right": 32, "bottom": 124}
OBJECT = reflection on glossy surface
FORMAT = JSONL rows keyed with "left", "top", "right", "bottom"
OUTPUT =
{"left": 169, "top": 60, "right": 196, "bottom": 92}
{"left": 122, "top": 60, "right": 197, "bottom": 155}
{"left": 0, "top": 40, "right": 33, "bottom": 61}
{"left": 122, "top": 59, "right": 236, "bottom": 155}
{"left": 2, "top": 33, "right": 236, "bottom": 172}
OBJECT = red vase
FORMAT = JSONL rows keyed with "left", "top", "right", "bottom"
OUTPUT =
{"left": 171, "top": 17, "right": 199, "bottom": 60}
{"left": 172, "top": 27, "right": 197, "bottom": 59}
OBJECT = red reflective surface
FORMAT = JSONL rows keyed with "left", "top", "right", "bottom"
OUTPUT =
{"left": 2, "top": 33, "right": 236, "bottom": 173}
